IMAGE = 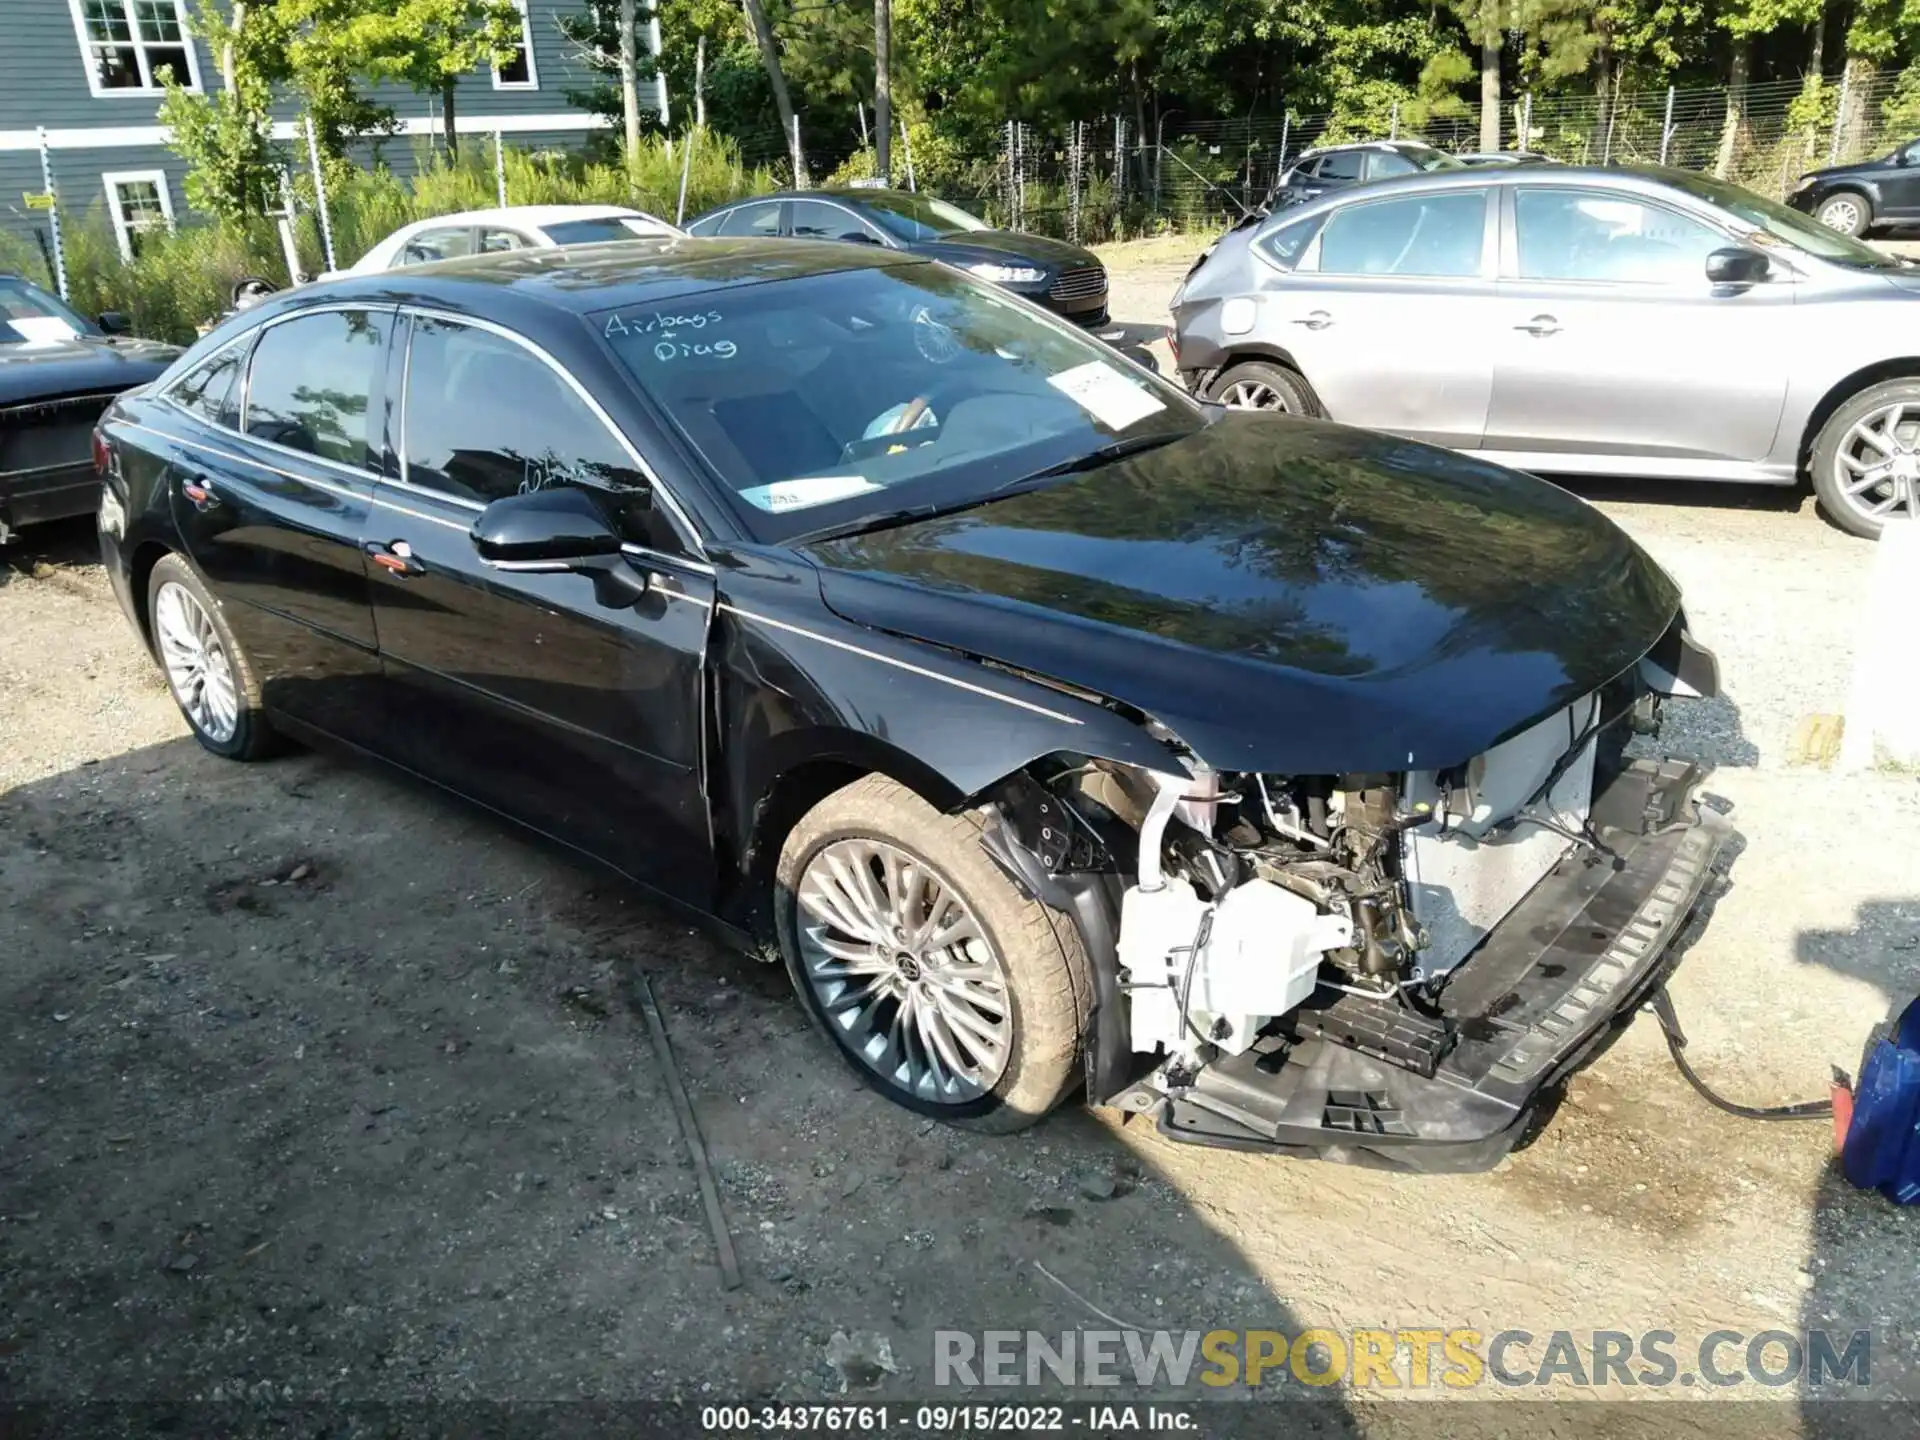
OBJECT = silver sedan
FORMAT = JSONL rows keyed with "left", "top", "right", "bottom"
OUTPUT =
{"left": 1170, "top": 164, "right": 1920, "bottom": 537}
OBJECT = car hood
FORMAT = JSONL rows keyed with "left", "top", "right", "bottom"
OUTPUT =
{"left": 800, "top": 415, "right": 1681, "bottom": 774}
{"left": 1797, "top": 157, "right": 1887, "bottom": 185}
{"left": 0, "top": 334, "right": 181, "bottom": 406}
{"left": 910, "top": 230, "right": 1099, "bottom": 272}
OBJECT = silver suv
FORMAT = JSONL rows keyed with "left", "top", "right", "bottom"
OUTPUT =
{"left": 1171, "top": 164, "right": 1920, "bottom": 536}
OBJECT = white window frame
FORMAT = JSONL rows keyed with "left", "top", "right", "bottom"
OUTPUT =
{"left": 103, "top": 169, "right": 176, "bottom": 261}
{"left": 491, "top": 0, "right": 539, "bottom": 90}
{"left": 67, "top": 0, "right": 205, "bottom": 98}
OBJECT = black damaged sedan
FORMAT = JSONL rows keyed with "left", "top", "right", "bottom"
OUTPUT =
{"left": 95, "top": 239, "right": 1729, "bottom": 1169}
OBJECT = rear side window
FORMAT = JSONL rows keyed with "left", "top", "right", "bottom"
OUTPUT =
{"left": 717, "top": 201, "right": 782, "bottom": 238}
{"left": 479, "top": 228, "right": 529, "bottom": 253}
{"left": 1316, "top": 151, "right": 1363, "bottom": 181}
{"left": 243, "top": 309, "right": 391, "bottom": 470}
{"left": 1258, "top": 213, "right": 1325, "bottom": 271}
{"left": 1315, "top": 191, "right": 1487, "bottom": 278}
{"left": 398, "top": 227, "right": 474, "bottom": 266}
{"left": 170, "top": 343, "right": 246, "bottom": 426}
{"left": 399, "top": 316, "right": 673, "bottom": 548}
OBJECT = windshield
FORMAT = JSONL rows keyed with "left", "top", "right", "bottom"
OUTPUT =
{"left": 1657, "top": 169, "right": 1895, "bottom": 267}
{"left": 850, "top": 192, "right": 993, "bottom": 243}
{"left": 595, "top": 263, "right": 1201, "bottom": 542}
{"left": 0, "top": 277, "right": 93, "bottom": 343}
{"left": 541, "top": 216, "right": 673, "bottom": 245}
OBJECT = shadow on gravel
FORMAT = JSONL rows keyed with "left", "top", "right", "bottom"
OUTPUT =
{"left": 0, "top": 515, "right": 101, "bottom": 590}
{"left": 0, "top": 734, "right": 1360, "bottom": 1433}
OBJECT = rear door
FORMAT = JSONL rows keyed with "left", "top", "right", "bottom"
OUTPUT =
{"left": 169, "top": 305, "right": 394, "bottom": 745}
{"left": 1261, "top": 186, "right": 1496, "bottom": 448}
{"left": 1482, "top": 185, "right": 1791, "bottom": 464}
{"left": 366, "top": 312, "right": 715, "bottom": 896}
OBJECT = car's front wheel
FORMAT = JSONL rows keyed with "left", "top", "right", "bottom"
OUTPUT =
{"left": 775, "top": 774, "right": 1090, "bottom": 1132}
{"left": 1815, "top": 190, "right": 1871, "bottom": 236}
{"left": 1809, "top": 378, "right": 1920, "bottom": 538}
{"left": 147, "top": 553, "right": 280, "bottom": 760}
{"left": 1204, "top": 359, "right": 1321, "bottom": 417}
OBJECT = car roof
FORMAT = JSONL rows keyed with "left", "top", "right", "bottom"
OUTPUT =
{"left": 1301, "top": 139, "right": 1440, "bottom": 157}
{"left": 400, "top": 204, "right": 661, "bottom": 228}
{"left": 705, "top": 187, "right": 921, "bottom": 207}
{"left": 302, "top": 236, "right": 918, "bottom": 316}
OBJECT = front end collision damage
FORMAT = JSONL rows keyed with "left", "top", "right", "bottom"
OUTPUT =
{"left": 965, "top": 616, "right": 1735, "bottom": 1169}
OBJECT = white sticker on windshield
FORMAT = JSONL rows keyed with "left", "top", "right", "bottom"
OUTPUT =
{"left": 7, "top": 315, "right": 79, "bottom": 345}
{"left": 1046, "top": 360, "right": 1165, "bottom": 430}
{"left": 739, "top": 474, "right": 883, "bottom": 513}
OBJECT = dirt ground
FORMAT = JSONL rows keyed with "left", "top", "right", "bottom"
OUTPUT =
{"left": 2, "top": 241, "right": 1916, "bottom": 1433}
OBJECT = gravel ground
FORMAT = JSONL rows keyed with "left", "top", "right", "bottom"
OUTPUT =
{"left": 1, "top": 247, "right": 1916, "bottom": 1431}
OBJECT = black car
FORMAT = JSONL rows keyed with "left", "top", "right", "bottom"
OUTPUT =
{"left": 95, "top": 240, "right": 1729, "bottom": 1169}
{"left": 1269, "top": 139, "right": 1466, "bottom": 207}
{"left": 1787, "top": 138, "right": 1920, "bottom": 236}
{"left": 1, "top": 274, "right": 179, "bottom": 544}
{"left": 685, "top": 187, "right": 1109, "bottom": 328}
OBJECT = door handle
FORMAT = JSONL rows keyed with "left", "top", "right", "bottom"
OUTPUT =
{"left": 366, "top": 538, "right": 425, "bottom": 578}
{"left": 179, "top": 474, "right": 220, "bottom": 511}
{"left": 1515, "top": 315, "right": 1561, "bottom": 337}
{"left": 1292, "top": 310, "right": 1334, "bottom": 331}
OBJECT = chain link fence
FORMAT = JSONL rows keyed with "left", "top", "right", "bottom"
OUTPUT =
{"left": 948, "top": 61, "right": 1920, "bottom": 243}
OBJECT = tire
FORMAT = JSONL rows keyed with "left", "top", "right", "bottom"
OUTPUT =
{"left": 1204, "top": 359, "right": 1322, "bottom": 418}
{"left": 1808, "top": 377, "right": 1920, "bottom": 539}
{"left": 146, "top": 552, "right": 280, "bottom": 760}
{"left": 1814, "top": 190, "right": 1871, "bottom": 237}
{"left": 775, "top": 773, "right": 1091, "bottom": 1132}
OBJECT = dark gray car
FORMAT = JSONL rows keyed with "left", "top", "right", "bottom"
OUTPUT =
{"left": 1172, "top": 164, "right": 1920, "bottom": 537}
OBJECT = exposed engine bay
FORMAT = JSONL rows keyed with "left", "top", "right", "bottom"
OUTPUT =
{"left": 994, "top": 651, "right": 1730, "bottom": 1169}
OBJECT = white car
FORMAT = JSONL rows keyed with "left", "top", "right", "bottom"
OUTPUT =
{"left": 338, "top": 205, "right": 682, "bottom": 275}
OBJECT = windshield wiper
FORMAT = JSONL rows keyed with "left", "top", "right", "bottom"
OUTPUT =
{"left": 789, "top": 432, "right": 1188, "bottom": 545}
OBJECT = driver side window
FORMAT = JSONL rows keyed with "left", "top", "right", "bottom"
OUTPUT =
{"left": 400, "top": 316, "right": 682, "bottom": 554}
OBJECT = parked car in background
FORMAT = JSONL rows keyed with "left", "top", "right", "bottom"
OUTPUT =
{"left": 336, "top": 205, "right": 681, "bottom": 276}
{"left": 685, "top": 188, "right": 1109, "bottom": 327}
{"left": 0, "top": 274, "right": 179, "bottom": 545}
{"left": 1786, "top": 139, "right": 1920, "bottom": 236}
{"left": 1269, "top": 140, "right": 1466, "bottom": 208}
{"left": 92, "top": 239, "right": 1725, "bottom": 1168}
{"left": 1172, "top": 163, "right": 1920, "bottom": 537}
{"left": 1455, "top": 151, "right": 1554, "bottom": 167}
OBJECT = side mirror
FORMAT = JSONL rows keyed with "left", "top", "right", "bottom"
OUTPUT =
{"left": 1705, "top": 246, "right": 1769, "bottom": 287}
{"left": 470, "top": 486, "right": 648, "bottom": 605}
{"left": 96, "top": 310, "right": 131, "bottom": 335}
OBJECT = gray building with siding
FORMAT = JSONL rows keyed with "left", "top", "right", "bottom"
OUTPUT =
{"left": 0, "top": 0, "right": 661, "bottom": 263}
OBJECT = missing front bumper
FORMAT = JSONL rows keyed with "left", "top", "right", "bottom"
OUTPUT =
{"left": 1136, "top": 759, "right": 1735, "bottom": 1173}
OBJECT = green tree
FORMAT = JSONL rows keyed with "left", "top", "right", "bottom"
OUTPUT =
{"left": 160, "top": 2, "right": 279, "bottom": 220}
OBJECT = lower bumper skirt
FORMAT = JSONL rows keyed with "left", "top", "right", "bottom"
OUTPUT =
{"left": 1142, "top": 760, "right": 1735, "bottom": 1173}
{"left": 1, "top": 465, "right": 99, "bottom": 541}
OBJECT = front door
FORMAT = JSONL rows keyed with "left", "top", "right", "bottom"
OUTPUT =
{"left": 366, "top": 312, "right": 714, "bottom": 899}
{"left": 169, "top": 305, "right": 394, "bottom": 745}
{"left": 1482, "top": 186, "right": 1791, "bottom": 465}
{"left": 1877, "top": 141, "right": 1920, "bottom": 220}
{"left": 1264, "top": 186, "right": 1495, "bottom": 448}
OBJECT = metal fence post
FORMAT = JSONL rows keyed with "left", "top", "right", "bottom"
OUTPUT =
{"left": 304, "top": 115, "right": 337, "bottom": 273}
{"left": 494, "top": 129, "right": 507, "bottom": 207}
{"left": 1067, "top": 121, "right": 1082, "bottom": 243}
{"left": 791, "top": 114, "right": 806, "bottom": 189}
{"left": 1521, "top": 91, "right": 1533, "bottom": 151}
{"left": 1389, "top": 100, "right": 1399, "bottom": 140}
{"left": 1603, "top": 95, "right": 1617, "bottom": 164}
{"left": 1830, "top": 68, "right": 1850, "bottom": 164}
{"left": 675, "top": 126, "right": 695, "bottom": 224}
{"left": 899, "top": 115, "right": 916, "bottom": 191}
{"left": 35, "top": 127, "right": 67, "bottom": 300}
{"left": 1660, "top": 85, "right": 1675, "bottom": 165}
{"left": 1114, "top": 114, "right": 1126, "bottom": 207}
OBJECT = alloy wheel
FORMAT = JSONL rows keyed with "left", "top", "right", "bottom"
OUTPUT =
{"left": 1818, "top": 196, "right": 1864, "bottom": 234}
{"left": 1218, "top": 378, "right": 1289, "bottom": 412}
{"left": 1832, "top": 401, "right": 1920, "bottom": 526}
{"left": 153, "top": 581, "right": 239, "bottom": 743}
{"left": 794, "top": 838, "right": 1012, "bottom": 1104}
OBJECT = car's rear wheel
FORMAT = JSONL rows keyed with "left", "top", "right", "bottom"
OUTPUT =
{"left": 775, "top": 774, "right": 1090, "bottom": 1132}
{"left": 1814, "top": 191, "right": 1871, "bottom": 237}
{"left": 1205, "top": 359, "right": 1321, "bottom": 417}
{"left": 1809, "top": 378, "right": 1920, "bottom": 538}
{"left": 147, "top": 553, "right": 279, "bottom": 760}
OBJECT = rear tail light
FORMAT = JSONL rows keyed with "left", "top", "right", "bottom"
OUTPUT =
{"left": 91, "top": 428, "right": 110, "bottom": 475}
